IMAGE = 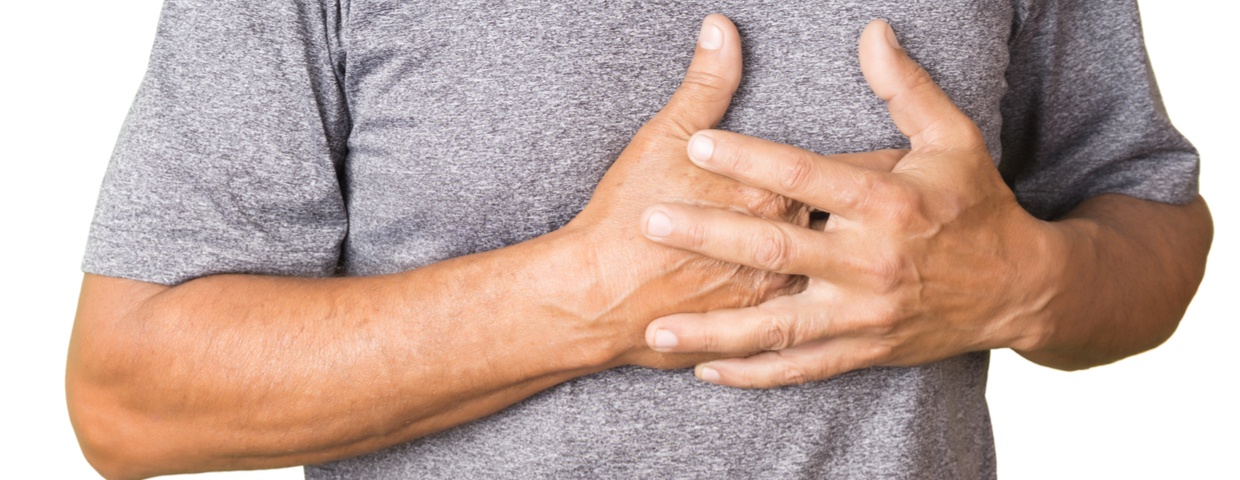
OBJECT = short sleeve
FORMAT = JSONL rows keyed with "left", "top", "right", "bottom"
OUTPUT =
{"left": 83, "top": 0, "right": 350, "bottom": 285}
{"left": 999, "top": 0, "right": 1199, "bottom": 220}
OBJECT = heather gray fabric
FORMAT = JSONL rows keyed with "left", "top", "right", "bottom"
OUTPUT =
{"left": 82, "top": 0, "right": 1197, "bottom": 478}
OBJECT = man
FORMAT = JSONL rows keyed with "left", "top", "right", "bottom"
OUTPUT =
{"left": 68, "top": 1, "right": 1210, "bottom": 479}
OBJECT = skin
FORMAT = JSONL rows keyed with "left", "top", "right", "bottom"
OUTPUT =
{"left": 67, "top": 15, "right": 1211, "bottom": 480}
{"left": 68, "top": 16, "right": 793, "bottom": 480}
{"left": 639, "top": 20, "right": 1213, "bottom": 388}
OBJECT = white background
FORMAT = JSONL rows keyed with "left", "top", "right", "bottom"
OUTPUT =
{"left": 1, "top": 1, "right": 1233, "bottom": 478}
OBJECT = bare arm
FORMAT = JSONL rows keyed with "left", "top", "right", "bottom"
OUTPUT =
{"left": 68, "top": 230, "right": 610, "bottom": 478}
{"left": 1016, "top": 194, "right": 1211, "bottom": 369}
{"left": 67, "top": 16, "right": 797, "bottom": 479}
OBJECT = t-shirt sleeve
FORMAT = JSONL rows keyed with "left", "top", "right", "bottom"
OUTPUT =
{"left": 82, "top": 0, "right": 350, "bottom": 285}
{"left": 999, "top": 0, "right": 1199, "bottom": 220}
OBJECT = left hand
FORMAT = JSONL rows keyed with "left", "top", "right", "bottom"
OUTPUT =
{"left": 638, "top": 19, "right": 1060, "bottom": 388}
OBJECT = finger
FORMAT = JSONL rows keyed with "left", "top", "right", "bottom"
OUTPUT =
{"left": 832, "top": 148, "right": 907, "bottom": 172}
{"left": 650, "top": 14, "right": 743, "bottom": 139}
{"left": 858, "top": 19, "right": 982, "bottom": 150}
{"left": 694, "top": 341, "right": 873, "bottom": 389}
{"left": 685, "top": 130, "right": 907, "bottom": 217}
{"left": 641, "top": 203, "right": 837, "bottom": 275}
{"left": 646, "top": 296, "right": 836, "bottom": 355}
{"left": 813, "top": 148, "right": 905, "bottom": 225}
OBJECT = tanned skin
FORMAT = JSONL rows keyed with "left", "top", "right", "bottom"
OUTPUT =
{"left": 69, "top": 16, "right": 803, "bottom": 479}
{"left": 68, "top": 16, "right": 1211, "bottom": 480}
{"left": 638, "top": 21, "right": 1211, "bottom": 387}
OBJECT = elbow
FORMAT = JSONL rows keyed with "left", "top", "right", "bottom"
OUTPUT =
{"left": 69, "top": 274, "right": 187, "bottom": 479}
{"left": 67, "top": 370, "right": 154, "bottom": 480}
{"left": 66, "top": 331, "right": 180, "bottom": 480}
{"left": 72, "top": 430, "right": 143, "bottom": 480}
{"left": 1019, "top": 307, "right": 1188, "bottom": 372}
{"left": 1027, "top": 194, "right": 1214, "bottom": 371}
{"left": 1015, "top": 348, "right": 1117, "bottom": 372}
{"left": 1184, "top": 195, "right": 1213, "bottom": 300}
{"left": 1140, "top": 194, "right": 1215, "bottom": 360}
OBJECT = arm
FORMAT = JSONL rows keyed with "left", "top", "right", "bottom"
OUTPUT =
{"left": 1018, "top": 193, "right": 1211, "bottom": 369}
{"left": 68, "top": 232, "right": 610, "bottom": 479}
{"left": 68, "top": 15, "right": 797, "bottom": 479}
{"left": 631, "top": 20, "right": 1210, "bottom": 387}
{"left": 996, "top": 0, "right": 1210, "bottom": 369}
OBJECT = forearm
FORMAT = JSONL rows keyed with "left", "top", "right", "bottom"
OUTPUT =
{"left": 68, "top": 19, "right": 791, "bottom": 475}
{"left": 1016, "top": 194, "right": 1212, "bottom": 370}
{"left": 67, "top": 227, "right": 616, "bottom": 479}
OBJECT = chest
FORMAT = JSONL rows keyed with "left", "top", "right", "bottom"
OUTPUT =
{"left": 337, "top": 0, "right": 1013, "bottom": 274}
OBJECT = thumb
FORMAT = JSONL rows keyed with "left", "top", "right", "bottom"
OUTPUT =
{"left": 652, "top": 14, "right": 743, "bottom": 139}
{"left": 858, "top": 19, "right": 981, "bottom": 150}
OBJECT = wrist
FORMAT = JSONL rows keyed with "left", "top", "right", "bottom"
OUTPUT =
{"left": 1006, "top": 215, "right": 1100, "bottom": 355}
{"left": 552, "top": 217, "right": 709, "bottom": 369}
{"left": 528, "top": 223, "right": 635, "bottom": 370}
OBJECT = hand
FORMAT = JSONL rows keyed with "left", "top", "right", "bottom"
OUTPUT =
{"left": 637, "top": 19, "right": 1056, "bottom": 387}
{"left": 553, "top": 14, "right": 800, "bottom": 370}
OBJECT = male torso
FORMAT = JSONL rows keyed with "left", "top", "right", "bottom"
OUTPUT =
{"left": 312, "top": 1, "right": 1009, "bottom": 477}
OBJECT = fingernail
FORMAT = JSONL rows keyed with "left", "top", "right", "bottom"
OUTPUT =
{"left": 653, "top": 329, "right": 679, "bottom": 349}
{"left": 698, "top": 366, "right": 721, "bottom": 383}
{"left": 687, "top": 135, "right": 715, "bottom": 165}
{"left": 882, "top": 21, "right": 902, "bottom": 50}
{"left": 645, "top": 210, "right": 674, "bottom": 238}
{"left": 698, "top": 22, "right": 723, "bottom": 50}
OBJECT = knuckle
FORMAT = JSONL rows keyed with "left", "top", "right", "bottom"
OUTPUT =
{"left": 883, "top": 185, "right": 923, "bottom": 223}
{"left": 686, "top": 221, "right": 709, "bottom": 250}
{"left": 779, "top": 363, "right": 810, "bottom": 386}
{"left": 840, "top": 170, "right": 885, "bottom": 213}
{"left": 699, "top": 330, "right": 720, "bottom": 353}
{"left": 908, "top": 66, "right": 936, "bottom": 90}
{"left": 778, "top": 153, "right": 816, "bottom": 195}
{"left": 681, "top": 70, "right": 732, "bottom": 97}
{"left": 866, "top": 252, "right": 906, "bottom": 293}
{"left": 898, "top": 65, "right": 939, "bottom": 100}
{"left": 752, "top": 228, "right": 793, "bottom": 272}
{"left": 757, "top": 313, "right": 794, "bottom": 350}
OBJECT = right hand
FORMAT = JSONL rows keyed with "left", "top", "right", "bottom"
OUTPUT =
{"left": 564, "top": 15, "right": 809, "bottom": 369}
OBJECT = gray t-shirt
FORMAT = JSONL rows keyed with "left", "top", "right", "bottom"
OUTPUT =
{"left": 83, "top": 0, "right": 1198, "bottom": 478}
